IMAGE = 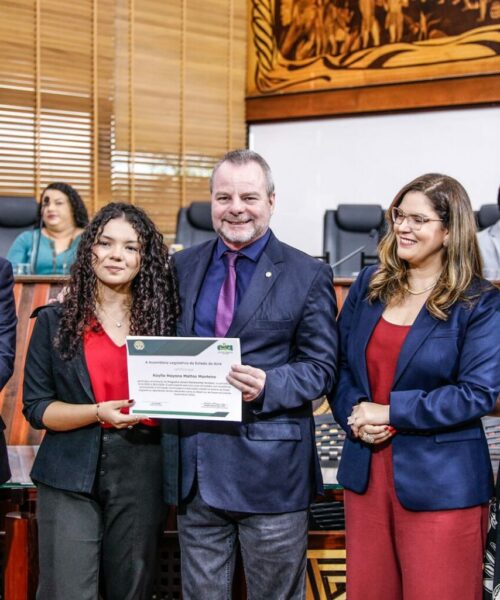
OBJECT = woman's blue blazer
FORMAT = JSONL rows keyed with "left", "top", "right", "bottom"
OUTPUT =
{"left": 329, "top": 266, "right": 500, "bottom": 511}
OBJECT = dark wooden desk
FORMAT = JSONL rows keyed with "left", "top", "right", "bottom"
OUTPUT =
{"left": 1, "top": 276, "right": 65, "bottom": 447}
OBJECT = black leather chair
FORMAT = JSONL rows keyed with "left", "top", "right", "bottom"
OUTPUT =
{"left": 174, "top": 201, "right": 217, "bottom": 248}
{"left": 323, "top": 204, "right": 385, "bottom": 277}
{"left": 0, "top": 196, "right": 38, "bottom": 258}
{"left": 476, "top": 204, "right": 500, "bottom": 231}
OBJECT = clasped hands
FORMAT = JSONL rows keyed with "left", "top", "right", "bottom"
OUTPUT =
{"left": 347, "top": 402, "right": 396, "bottom": 445}
{"left": 226, "top": 364, "right": 266, "bottom": 403}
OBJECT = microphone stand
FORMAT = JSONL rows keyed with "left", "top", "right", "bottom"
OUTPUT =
{"left": 329, "top": 228, "right": 379, "bottom": 273}
{"left": 330, "top": 245, "right": 366, "bottom": 270}
{"left": 30, "top": 200, "right": 47, "bottom": 274}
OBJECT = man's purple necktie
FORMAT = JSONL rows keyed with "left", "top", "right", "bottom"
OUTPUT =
{"left": 215, "top": 251, "right": 239, "bottom": 337}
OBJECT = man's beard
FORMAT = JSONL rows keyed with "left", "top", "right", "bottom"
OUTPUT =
{"left": 216, "top": 221, "right": 266, "bottom": 246}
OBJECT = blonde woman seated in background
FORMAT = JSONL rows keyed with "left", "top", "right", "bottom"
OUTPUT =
{"left": 330, "top": 173, "right": 500, "bottom": 600}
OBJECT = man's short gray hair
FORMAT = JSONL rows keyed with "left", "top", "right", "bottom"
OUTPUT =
{"left": 209, "top": 149, "right": 275, "bottom": 197}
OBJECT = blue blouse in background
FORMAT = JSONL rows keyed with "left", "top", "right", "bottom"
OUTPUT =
{"left": 7, "top": 230, "right": 82, "bottom": 275}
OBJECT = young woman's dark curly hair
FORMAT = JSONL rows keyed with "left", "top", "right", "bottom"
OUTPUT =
{"left": 39, "top": 182, "right": 89, "bottom": 228}
{"left": 55, "top": 202, "right": 180, "bottom": 360}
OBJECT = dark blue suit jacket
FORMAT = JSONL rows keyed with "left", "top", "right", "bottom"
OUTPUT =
{"left": 174, "top": 231, "right": 338, "bottom": 513}
{"left": 0, "top": 257, "right": 16, "bottom": 483}
{"left": 330, "top": 266, "right": 500, "bottom": 511}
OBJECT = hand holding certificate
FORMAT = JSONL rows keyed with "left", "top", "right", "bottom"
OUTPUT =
{"left": 127, "top": 337, "right": 242, "bottom": 421}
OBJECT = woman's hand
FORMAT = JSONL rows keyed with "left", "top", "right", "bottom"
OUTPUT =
{"left": 355, "top": 424, "right": 396, "bottom": 445}
{"left": 96, "top": 400, "right": 141, "bottom": 429}
{"left": 42, "top": 399, "right": 140, "bottom": 431}
{"left": 347, "top": 402, "right": 391, "bottom": 437}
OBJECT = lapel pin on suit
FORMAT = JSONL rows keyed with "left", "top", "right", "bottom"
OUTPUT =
{"left": 265, "top": 271, "right": 272, "bottom": 278}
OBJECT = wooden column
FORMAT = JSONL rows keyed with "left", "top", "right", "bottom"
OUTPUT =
{"left": 4, "top": 511, "right": 38, "bottom": 600}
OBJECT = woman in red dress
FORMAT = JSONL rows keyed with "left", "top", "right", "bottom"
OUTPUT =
{"left": 330, "top": 174, "right": 500, "bottom": 599}
{"left": 23, "top": 203, "right": 180, "bottom": 600}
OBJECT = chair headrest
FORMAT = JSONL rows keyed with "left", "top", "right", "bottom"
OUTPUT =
{"left": 0, "top": 196, "right": 38, "bottom": 227}
{"left": 187, "top": 202, "right": 213, "bottom": 231}
{"left": 336, "top": 204, "right": 384, "bottom": 233}
{"left": 477, "top": 204, "right": 500, "bottom": 229}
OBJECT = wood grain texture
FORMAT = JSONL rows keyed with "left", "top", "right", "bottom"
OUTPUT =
{"left": 1, "top": 278, "right": 64, "bottom": 446}
{"left": 246, "top": 74, "right": 500, "bottom": 122}
{"left": 4, "top": 511, "right": 39, "bottom": 600}
{"left": 0, "top": 0, "right": 247, "bottom": 237}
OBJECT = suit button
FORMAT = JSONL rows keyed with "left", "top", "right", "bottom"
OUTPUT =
{"left": 99, "top": 470, "right": 105, "bottom": 476}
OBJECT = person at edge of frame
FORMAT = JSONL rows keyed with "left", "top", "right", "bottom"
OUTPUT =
{"left": 0, "top": 256, "right": 16, "bottom": 484}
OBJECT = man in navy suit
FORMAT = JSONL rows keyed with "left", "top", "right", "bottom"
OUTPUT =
{"left": 0, "top": 256, "right": 16, "bottom": 483}
{"left": 173, "top": 150, "right": 338, "bottom": 599}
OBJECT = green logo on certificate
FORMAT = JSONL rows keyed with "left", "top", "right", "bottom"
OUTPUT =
{"left": 217, "top": 343, "right": 233, "bottom": 353}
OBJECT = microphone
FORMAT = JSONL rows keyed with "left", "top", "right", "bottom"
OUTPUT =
{"left": 30, "top": 197, "right": 49, "bottom": 274}
{"left": 330, "top": 228, "right": 379, "bottom": 272}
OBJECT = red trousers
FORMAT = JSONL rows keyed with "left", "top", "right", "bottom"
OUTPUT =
{"left": 344, "top": 446, "right": 488, "bottom": 600}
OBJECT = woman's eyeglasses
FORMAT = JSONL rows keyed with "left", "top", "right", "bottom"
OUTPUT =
{"left": 391, "top": 207, "right": 443, "bottom": 231}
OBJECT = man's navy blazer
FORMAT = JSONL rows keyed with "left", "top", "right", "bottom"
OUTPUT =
{"left": 331, "top": 265, "right": 500, "bottom": 511}
{"left": 0, "top": 257, "right": 16, "bottom": 483}
{"left": 173, "top": 231, "right": 338, "bottom": 514}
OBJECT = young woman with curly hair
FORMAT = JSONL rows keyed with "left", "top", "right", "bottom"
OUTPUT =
{"left": 23, "top": 203, "right": 180, "bottom": 600}
{"left": 7, "top": 182, "right": 89, "bottom": 274}
{"left": 330, "top": 174, "right": 500, "bottom": 599}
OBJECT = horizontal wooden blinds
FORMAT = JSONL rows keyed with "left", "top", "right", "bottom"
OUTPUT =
{"left": 0, "top": 0, "right": 246, "bottom": 237}
{"left": 0, "top": 0, "right": 37, "bottom": 196}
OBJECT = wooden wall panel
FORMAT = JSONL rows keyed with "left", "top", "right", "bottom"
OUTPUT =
{"left": 246, "top": 74, "right": 500, "bottom": 122}
{"left": 0, "top": 278, "right": 63, "bottom": 446}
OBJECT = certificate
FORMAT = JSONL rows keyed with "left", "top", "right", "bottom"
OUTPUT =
{"left": 126, "top": 337, "right": 242, "bottom": 421}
